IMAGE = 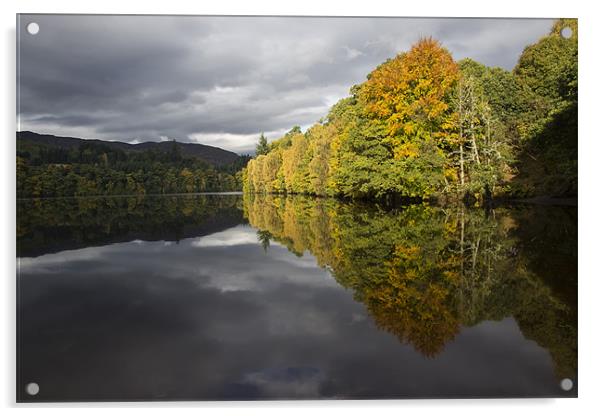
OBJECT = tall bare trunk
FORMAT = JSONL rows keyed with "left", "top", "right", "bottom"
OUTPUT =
{"left": 486, "top": 118, "right": 491, "bottom": 166}
{"left": 460, "top": 143, "right": 465, "bottom": 186}
{"left": 470, "top": 120, "right": 481, "bottom": 165}
{"left": 471, "top": 134, "right": 481, "bottom": 165}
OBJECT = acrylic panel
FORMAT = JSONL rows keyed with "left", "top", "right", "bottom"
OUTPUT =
{"left": 16, "top": 14, "right": 578, "bottom": 402}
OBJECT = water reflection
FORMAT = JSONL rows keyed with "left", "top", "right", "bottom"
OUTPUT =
{"left": 17, "top": 194, "right": 243, "bottom": 257}
{"left": 243, "top": 193, "right": 577, "bottom": 380}
{"left": 17, "top": 194, "right": 577, "bottom": 401}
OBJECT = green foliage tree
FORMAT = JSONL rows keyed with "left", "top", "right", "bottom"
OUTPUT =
{"left": 510, "top": 18, "right": 578, "bottom": 197}
{"left": 255, "top": 133, "right": 270, "bottom": 156}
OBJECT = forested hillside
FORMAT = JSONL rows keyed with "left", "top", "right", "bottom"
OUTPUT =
{"left": 17, "top": 131, "right": 242, "bottom": 166}
{"left": 17, "top": 133, "right": 250, "bottom": 198}
{"left": 243, "top": 19, "right": 577, "bottom": 202}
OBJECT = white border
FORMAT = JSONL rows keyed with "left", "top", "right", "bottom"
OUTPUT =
{"left": 2, "top": 1, "right": 600, "bottom": 414}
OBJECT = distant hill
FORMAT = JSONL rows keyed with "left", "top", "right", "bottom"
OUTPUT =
{"left": 17, "top": 131, "right": 241, "bottom": 167}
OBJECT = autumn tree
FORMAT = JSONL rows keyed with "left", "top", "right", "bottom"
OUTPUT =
{"left": 355, "top": 37, "right": 459, "bottom": 198}
{"left": 280, "top": 131, "right": 310, "bottom": 193}
{"left": 306, "top": 123, "right": 334, "bottom": 195}
{"left": 242, "top": 21, "right": 577, "bottom": 201}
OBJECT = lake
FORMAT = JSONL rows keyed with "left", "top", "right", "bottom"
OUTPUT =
{"left": 16, "top": 193, "right": 577, "bottom": 401}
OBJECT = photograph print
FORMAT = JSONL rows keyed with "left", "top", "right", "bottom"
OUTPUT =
{"left": 16, "top": 15, "right": 577, "bottom": 402}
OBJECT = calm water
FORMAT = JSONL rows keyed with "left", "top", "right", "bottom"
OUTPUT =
{"left": 17, "top": 193, "right": 577, "bottom": 401}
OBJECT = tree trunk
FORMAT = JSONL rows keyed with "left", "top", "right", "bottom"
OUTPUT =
{"left": 470, "top": 122, "right": 481, "bottom": 165}
{"left": 460, "top": 143, "right": 465, "bottom": 186}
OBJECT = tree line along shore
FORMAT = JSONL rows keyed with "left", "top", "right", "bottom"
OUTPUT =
{"left": 243, "top": 19, "right": 577, "bottom": 204}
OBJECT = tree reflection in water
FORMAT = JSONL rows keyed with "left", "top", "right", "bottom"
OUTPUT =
{"left": 243, "top": 193, "right": 576, "bottom": 380}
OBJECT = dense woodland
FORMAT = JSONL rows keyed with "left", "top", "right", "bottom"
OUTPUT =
{"left": 17, "top": 138, "right": 249, "bottom": 198}
{"left": 244, "top": 19, "right": 577, "bottom": 202}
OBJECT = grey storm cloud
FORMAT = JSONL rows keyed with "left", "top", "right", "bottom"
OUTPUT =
{"left": 17, "top": 15, "right": 554, "bottom": 154}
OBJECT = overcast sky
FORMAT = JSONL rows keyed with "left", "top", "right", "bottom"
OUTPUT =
{"left": 18, "top": 15, "right": 554, "bottom": 154}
